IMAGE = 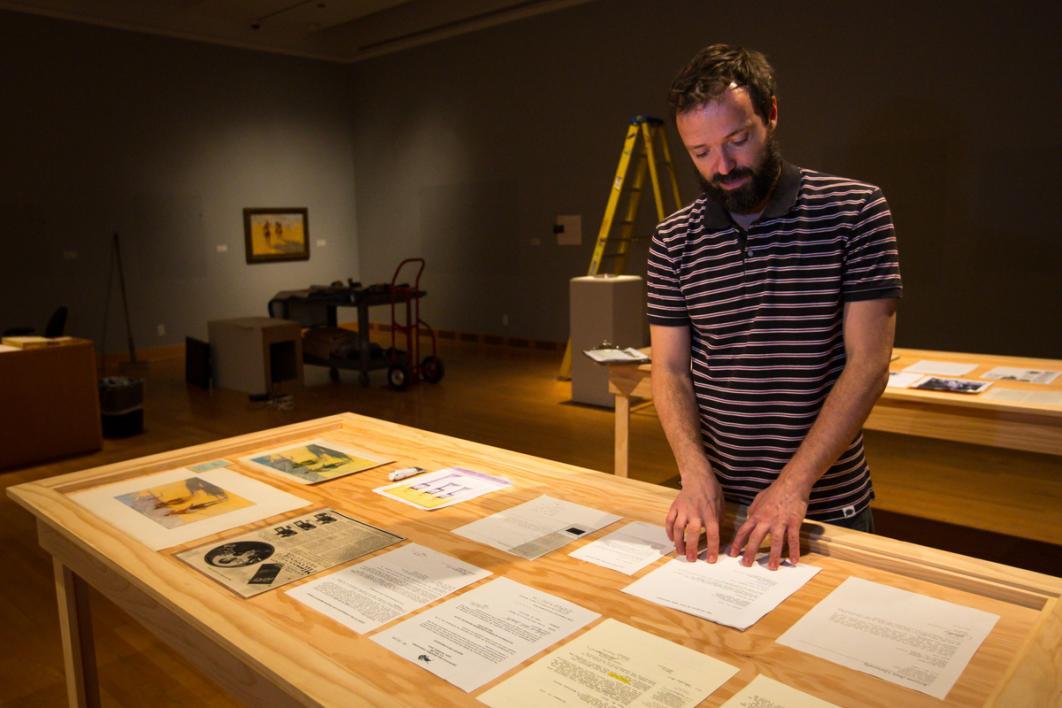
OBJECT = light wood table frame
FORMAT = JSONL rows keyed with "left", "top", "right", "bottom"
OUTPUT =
{"left": 9, "top": 413, "right": 1061, "bottom": 706}
{"left": 609, "top": 348, "right": 1062, "bottom": 477}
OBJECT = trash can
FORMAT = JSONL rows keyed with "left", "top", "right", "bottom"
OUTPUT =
{"left": 99, "top": 376, "right": 144, "bottom": 437}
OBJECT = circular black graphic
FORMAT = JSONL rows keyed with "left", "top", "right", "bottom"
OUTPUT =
{"left": 204, "top": 541, "right": 275, "bottom": 568}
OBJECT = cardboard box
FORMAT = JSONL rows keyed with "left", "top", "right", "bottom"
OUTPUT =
{"left": 0, "top": 338, "right": 102, "bottom": 469}
{"left": 208, "top": 317, "right": 303, "bottom": 396}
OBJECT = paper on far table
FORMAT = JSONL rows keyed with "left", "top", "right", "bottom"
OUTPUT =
{"left": 479, "top": 618, "right": 739, "bottom": 708}
{"left": 287, "top": 542, "right": 490, "bottom": 633}
{"left": 373, "top": 467, "right": 511, "bottom": 510}
{"left": 623, "top": 553, "right": 821, "bottom": 631}
{"left": 569, "top": 521, "right": 672, "bottom": 575}
{"left": 901, "top": 359, "right": 977, "bottom": 377}
{"left": 721, "top": 675, "right": 839, "bottom": 707}
{"left": 776, "top": 576, "right": 999, "bottom": 700}
{"left": 980, "top": 366, "right": 1060, "bottom": 384}
{"left": 886, "top": 371, "right": 925, "bottom": 389}
{"left": 982, "top": 388, "right": 1062, "bottom": 406}
{"left": 452, "top": 494, "right": 621, "bottom": 559}
{"left": 371, "top": 577, "right": 599, "bottom": 693}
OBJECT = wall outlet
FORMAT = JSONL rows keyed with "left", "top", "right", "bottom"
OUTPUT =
{"left": 156, "top": 323, "right": 166, "bottom": 336}
{"left": 216, "top": 244, "right": 229, "bottom": 253}
{"left": 502, "top": 314, "right": 509, "bottom": 326}
{"left": 316, "top": 239, "right": 327, "bottom": 247}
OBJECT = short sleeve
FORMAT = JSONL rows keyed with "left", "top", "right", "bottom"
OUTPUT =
{"left": 646, "top": 225, "right": 690, "bottom": 326}
{"left": 843, "top": 188, "right": 903, "bottom": 301}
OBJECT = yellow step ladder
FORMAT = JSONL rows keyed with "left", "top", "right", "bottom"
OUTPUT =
{"left": 558, "top": 115, "right": 683, "bottom": 379}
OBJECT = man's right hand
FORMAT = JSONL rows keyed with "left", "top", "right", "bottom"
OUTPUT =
{"left": 665, "top": 472, "right": 724, "bottom": 562}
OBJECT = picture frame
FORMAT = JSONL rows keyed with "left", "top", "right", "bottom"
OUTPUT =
{"left": 243, "top": 207, "right": 310, "bottom": 263}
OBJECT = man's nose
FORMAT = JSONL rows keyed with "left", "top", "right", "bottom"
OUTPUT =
{"left": 710, "top": 150, "right": 735, "bottom": 178}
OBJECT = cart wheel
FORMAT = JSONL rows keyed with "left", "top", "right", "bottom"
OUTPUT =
{"left": 358, "top": 371, "right": 370, "bottom": 387}
{"left": 421, "top": 356, "right": 445, "bottom": 384}
{"left": 329, "top": 367, "right": 340, "bottom": 383}
{"left": 387, "top": 365, "right": 411, "bottom": 391}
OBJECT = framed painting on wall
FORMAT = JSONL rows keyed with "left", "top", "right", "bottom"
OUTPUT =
{"left": 243, "top": 207, "right": 310, "bottom": 263}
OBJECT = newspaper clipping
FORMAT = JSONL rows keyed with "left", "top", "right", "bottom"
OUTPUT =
{"left": 176, "top": 508, "right": 403, "bottom": 597}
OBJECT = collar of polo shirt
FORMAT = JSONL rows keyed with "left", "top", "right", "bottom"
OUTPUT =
{"left": 701, "top": 160, "right": 803, "bottom": 229}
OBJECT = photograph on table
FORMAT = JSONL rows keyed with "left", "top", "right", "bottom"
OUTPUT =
{"left": 240, "top": 439, "right": 393, "bottom": 485}
{"left": 913, "top": 377, "right": 992, "bottom": 394}
{"left": 177, "top": 508, "right": 403, "bottom": 597}
{"left": 243, "top": 207, "right": 310, "bottom": 263}
{"left": 68, "top": 467, "right": 310, "bottom": 550}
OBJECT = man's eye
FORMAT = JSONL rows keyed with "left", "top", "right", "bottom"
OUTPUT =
{"left": 693, "top": 151, "right": 708, "bottom": 159}
{"left": 732, "top": 134, "right": 748, "bottom": 146}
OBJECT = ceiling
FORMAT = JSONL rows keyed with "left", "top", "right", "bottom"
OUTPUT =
{"left": 0, "top": 0, "right": 593, "bottom": 62}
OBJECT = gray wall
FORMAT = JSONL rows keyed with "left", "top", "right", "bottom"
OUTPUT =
{"left": 0, "top": 11, "right": 359, "bottom": 354}
{"left": 350, "top": 0, "right": 1062, "bottom": 357}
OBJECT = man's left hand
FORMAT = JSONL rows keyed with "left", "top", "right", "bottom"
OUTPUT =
{"left": 728, "top": 477, "right": 809, "bottom": 570}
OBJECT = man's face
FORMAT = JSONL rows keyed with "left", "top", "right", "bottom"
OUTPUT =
{"left": 676, "top": 86, "right": 781, "bottom": 214}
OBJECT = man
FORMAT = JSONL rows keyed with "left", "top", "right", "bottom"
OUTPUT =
{"left": 647, "top": 44, "right": 901, "bottom": 571}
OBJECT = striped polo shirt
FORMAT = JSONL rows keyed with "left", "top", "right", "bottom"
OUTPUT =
{"left": 646, "top": 162, "right": 902, "bottom": 521}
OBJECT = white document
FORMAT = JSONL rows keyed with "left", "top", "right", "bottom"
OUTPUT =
{"left": 371, "top": 577, "right": 599, "bottom": 693}
{"left": 287, "top": 543, "right": 490, "bottom": 633}
{"left": 886, "top": 371, "right": 925, "bottom": 389}
{"left": 982, "top": 388, "right": 1062, "bottom": 406}
{"left": 623, "top": 553, "right": 821, "bottom": 631}
{"left": 776, "top": 576, "right": 999, "bottom": 700}
{"left": 452, "top": 495, "right": 621, "bottom": 560}
{"left": 722, "top": 675, "right": 838, "bottom": 707}
{"left": 373, "top": 467, "right": 512, "bottom": 511}
{"left": 980, "top": 366, "right": 1060, "bottom": 384}
{"left": 901, "top": 359, "right": 976, "bottom": 376}
{"left": 583, "top": 347, "right": 651, "bottom": 365}
{"left": 69, "top": 467, "right": 309, "bottom": 550}
{"left": 569, "top": 521, "right": 672, "bottom": 575}
{"left": 479, "top": 618, "right": 738, "bottom": 708}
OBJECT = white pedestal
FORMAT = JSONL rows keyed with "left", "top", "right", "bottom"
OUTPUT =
{"left": 569, "top": 275, "right": 646, "bottom": 408}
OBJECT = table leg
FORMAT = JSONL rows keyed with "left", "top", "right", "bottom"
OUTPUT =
{"left": 615, "top": 393, "right": 630, "bottom": 477}
{"left": 53, "top": 558, "right": 100, "bottom": 708}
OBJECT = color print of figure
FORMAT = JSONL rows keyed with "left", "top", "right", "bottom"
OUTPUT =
{"left": 249, "top": 213, "right": 304, "bottom": 255}
{"left": 250, "top": 443, "right": 376, "bottom": 483}
{"left": 115, "top": 477, "right": 253, "bottom": 529}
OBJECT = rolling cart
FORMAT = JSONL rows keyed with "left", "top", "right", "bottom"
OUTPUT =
{"left": 384, "top": 258, "right": 444, "bottom": 390}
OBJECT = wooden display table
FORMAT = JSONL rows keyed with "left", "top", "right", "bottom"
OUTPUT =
{"left": 8, "top": 414, "right": 1060, "bottom": 706}
{"left": 0, "top": 338, "right": 101, "bottom": 470}
{"left": 608, "top": 347, "right": 1062, "bottom": 477}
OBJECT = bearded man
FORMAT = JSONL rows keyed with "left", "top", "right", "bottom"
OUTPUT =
{"left": 646, "top": 44, "right": 902, "bottom": 571}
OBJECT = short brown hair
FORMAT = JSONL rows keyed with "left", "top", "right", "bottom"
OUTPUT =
{"left": 668, "top": 44, "right": 776, "bottom": 125}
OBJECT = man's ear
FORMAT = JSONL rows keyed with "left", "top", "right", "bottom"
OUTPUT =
{"left": 768, "top": 96, "right": 779, "bottom": 131}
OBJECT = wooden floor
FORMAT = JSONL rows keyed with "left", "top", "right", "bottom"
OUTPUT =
{"left": 3, "top": 339, "right": 1060, "bottom": 706}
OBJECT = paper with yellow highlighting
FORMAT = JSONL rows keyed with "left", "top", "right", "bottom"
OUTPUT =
{"left": 479, "top": 618, "right": 738, "bottom": 708}
{"left": 373, "top": 467, "right": 511, "bottom": 510}
{"left": 721, "top": 675, "right": 839, "bottom": 707}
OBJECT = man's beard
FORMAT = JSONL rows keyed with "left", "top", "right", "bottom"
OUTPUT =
{"left": 699, "top": 133, "right": 782, "bottom": 214}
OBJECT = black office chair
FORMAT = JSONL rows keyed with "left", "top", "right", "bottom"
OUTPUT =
{"left": 2, "top": 305, "right": 69, "bottom": 337}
